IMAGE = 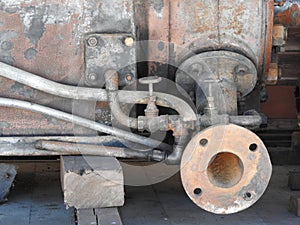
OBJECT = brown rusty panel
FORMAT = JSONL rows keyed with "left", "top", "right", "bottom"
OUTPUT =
{"left": 219, "top": 0, "right": 269, "bottom": 68}
{"left": 0, "top": 0, "right": 134, "bottom": 135}
{"left": 261, "top": 86, "right": 297, "bottom": 119}
{"left": 146, "top": 0, "right": 268, "bottom": 73}
{"left": 147, "top": 0, "right": 170, "bottom": 76}
{"left": 274, "top": 0, "right": 300, "bottom": 27}
{"left": 264, "top": 0, "right": 274, "bottom": 78}
{"left": 169, "top": 0, "right": 219, "bottom": 62}
{"left": 0, "top": 107, "right": 76, "bottom": 135}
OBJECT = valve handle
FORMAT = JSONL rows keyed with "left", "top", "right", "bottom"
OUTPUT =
{"left": 139, "top": 76, "right": 162, "bottom": 96}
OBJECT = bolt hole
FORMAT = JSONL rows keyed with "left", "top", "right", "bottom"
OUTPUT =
{"left": 200, "top": 138, "right": 208, "bottom": 146}
{"left": 249, "top": 143, "right": 258, "bottom": 152}
{"left": 244, "top": 192, "right": 252, "bottom": 201}
{"left": 193, "top": 188, "right": 202, "bottom": 195}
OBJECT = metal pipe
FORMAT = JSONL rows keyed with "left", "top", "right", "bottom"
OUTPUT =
{"left": 0, "top": 97, "right": 171, "bottom": 151}
{"left": 35, "top": 140, "right": 151, "bottom": 158}
{"left": 229, "top": 115, "right": 262, "bottom": 129}
{"left": 105, "top": 70, "right": 138, "bottom": 129}
{"left": 165, "top": 133, "right": 190, "bottom": 165}
{"left": 0, "top": 62, "right": 196, "bottom": 121}
{"left": 0, "top": 62, "right": 108, "bottom": 101}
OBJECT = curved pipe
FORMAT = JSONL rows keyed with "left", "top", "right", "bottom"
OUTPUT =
{"left": 0, "top": 62, "right": 108, "bottom": 101}
{"left": 0, "top": 62, "right": 196, "bottom": 122}
{"left": 0, "top": 97, "right": 171, "bottom": 151}
{"left": 105, "top": 70, "right": 138, "bottom": 129}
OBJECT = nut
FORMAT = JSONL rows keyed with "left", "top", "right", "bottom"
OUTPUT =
{"left": 87, "top": 36, "right": 98, "bottom": 47}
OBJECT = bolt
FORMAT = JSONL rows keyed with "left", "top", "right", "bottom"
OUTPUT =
{"left": 124, "top": 37, "right": 134, "bottom": 47}
{"left": 189, "top": 63, "right": 203, "bottom": 76}
{"left": 87, "top": 36, "right": 98, "bottom": 47}
{"left": 125, "top": 74, "right": 133, "bottom": 82}
{"left": 234, "top": 65, "right": 248, "bottom": 75}
{"left": 87, "top": 73, "right": 97, "bottom": 81}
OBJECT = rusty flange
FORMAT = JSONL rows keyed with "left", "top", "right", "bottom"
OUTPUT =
{"left": 180, "top": 124, "right": 272, "bottom": 214}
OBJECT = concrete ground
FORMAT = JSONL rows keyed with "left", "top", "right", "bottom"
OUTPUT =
{"left": 0, "top": 161, "right": 299, "bottom": 225}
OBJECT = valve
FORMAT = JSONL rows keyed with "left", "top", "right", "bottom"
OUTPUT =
{"left": 139, "top": 76, "right": 162, "bottom": 118}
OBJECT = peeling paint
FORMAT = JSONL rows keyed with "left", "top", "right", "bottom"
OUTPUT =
{"left": 11, "top": 83, "right": 35, "bottom": 98}
{"left": 149, "top": 0, "right": 164, "bottom": 18}
{"left": 24, "top": 47, "right": 37, "bottom": 60}
{"left": 0, "top": 30, "right": 17, "bottom": 65}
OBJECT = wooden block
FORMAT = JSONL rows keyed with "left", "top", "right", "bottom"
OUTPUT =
{"left": 289, "top": 196, "right": 300, "bottom": 217}
{"left": 61, "top": 156, "right": 124, "bottom": 209}
{"left": 288, "top": 171, "right": 300, "bottom": 190}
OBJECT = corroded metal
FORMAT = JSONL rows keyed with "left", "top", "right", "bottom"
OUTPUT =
{"left": 145, "top": 0, "right": 272, "bottom": 77}
{"left": 274, "top": 0, "right": 300, "bottom": 26}
{"left": 181, "top": 124, "right": 272, "bottom": 214}
{"left": 176, "top": 51, "right": 258, "bottom": 115}
{"left": 85, "top": 33, "right": 136, "bottom": 87}
{"left": 0, "top": 0, "right": 135, "bottom": 135}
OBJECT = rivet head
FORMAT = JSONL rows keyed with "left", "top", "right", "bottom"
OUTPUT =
{"left": 87, "top": 73, "right": 97, "bottom": 81}
{"left": 125, "top": 74, "right": 133, "bottom": 81}
{"left": 124, "top": 37, "right": 134, "bottom": 47}
{"left": 87, "top": 37, "right": 98, "bottom": 47}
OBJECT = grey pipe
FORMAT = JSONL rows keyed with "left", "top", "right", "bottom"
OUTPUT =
{"left": 229, "top": 115, "right": 262, "bottom": 128}
{"left": 105, "top": 70, "right": 138, "bottom": 128}
{"left": 0, "top": 62, "right": 108, "bottom": 101}
{"left": 0, "top": 62, "right": 196, "bottom": 121}
{"left": 35, "top": 140, "right": 152, "bottom": 158}
{"left": 0, "top": 97, "right": 171, "bottom": 150}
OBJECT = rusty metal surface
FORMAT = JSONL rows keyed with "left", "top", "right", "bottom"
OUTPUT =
{"left": 145, "top": 0, "right": 270, "bottom": 77}
{"left": 85, "top": 33, "right": 136, "bottom": 87}
{"left": 133, "top": 0, "right": 272, "bottom": 79}
{"left": 274, "top": 0, "right": 300, "bottom": 27}
{"left": 181, "top": 124, "right": 272, "bottom": 214}
{"left": 176, "top": 51, "right": 257, "bottom": 115}
{"left": 0, "top": 0, "right": 134, "bottom": 135}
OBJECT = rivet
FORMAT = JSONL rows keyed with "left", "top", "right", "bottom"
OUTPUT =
{"left": 124, "top": 37, "right": 134, "bottom": 47}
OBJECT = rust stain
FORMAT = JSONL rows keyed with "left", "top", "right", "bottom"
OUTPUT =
{"left": 0, "top": 3, "right": 85, "bottom": 135}
{"left": 264, "top": 0, "right": 274, "bottom": 80}
{"left": 221, "top": 2, "right": 246, "bottom": 35}
{"left": 275, "top": 2, "right": 300, "bottom": 26}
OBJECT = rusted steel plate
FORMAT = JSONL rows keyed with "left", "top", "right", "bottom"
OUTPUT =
{"left": 181, "top": 124, "right": 272, "bottom": 214}
{"left": 144, "top": 0, "right": 270, "bottom": 78}
{"left": 0, "top": 0, "right": 134, "bottom": 135}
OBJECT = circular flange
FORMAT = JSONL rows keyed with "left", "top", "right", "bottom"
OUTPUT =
{"left": 180, "top": 124, "right": 272, "bottom": 214}
{"left": 176, "top": 51, "right": 258, "bottom": 97}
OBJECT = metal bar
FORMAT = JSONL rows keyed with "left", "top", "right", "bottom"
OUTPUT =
{"left": 35, "top": 140, "right": 150, "bottom": 158}
{"left": 0, "top": 97, "right": 171, "bottom": 151}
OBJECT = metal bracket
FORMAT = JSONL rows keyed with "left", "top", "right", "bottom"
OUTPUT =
{"left": 85, "top": 33, "right": 136, "bottom": 87}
